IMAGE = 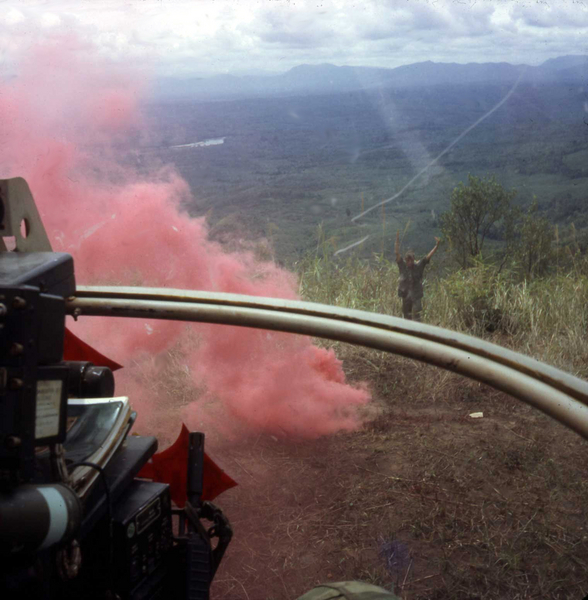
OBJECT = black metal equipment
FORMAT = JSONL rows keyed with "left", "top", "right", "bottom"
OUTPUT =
{"left": 0, "top": 201, "right": 232, "bottom": 598}
{"left": 0, "top": 252, "right": 74, "bottom": 486}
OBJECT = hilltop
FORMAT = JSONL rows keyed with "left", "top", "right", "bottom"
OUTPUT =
{"left": 150, "top": 54, "right": 588, "bottom": 102}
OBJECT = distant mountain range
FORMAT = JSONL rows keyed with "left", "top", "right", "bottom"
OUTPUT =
{"left": 150, "top": 55, "right": 588, "bottom": 102}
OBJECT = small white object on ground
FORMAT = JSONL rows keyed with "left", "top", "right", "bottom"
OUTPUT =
{"left": 469, "top": 412, "right": 484, "bottom": 419}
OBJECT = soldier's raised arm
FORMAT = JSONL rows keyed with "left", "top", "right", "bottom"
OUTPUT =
{"left": 395, "top": 231, "right": 402, "bottom": 264}
{"left": 426, "top": 237, "right": 441, "bottom": 262}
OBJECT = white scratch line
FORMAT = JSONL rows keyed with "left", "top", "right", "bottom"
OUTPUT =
{"left": 334, "top": 235, "right": 370, "bottom": 256}
{"left": 351, "top": 72, "right": 524, "bottom": 222}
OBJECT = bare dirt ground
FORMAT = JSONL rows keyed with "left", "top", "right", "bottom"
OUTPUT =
{"left": 210, "top": 353, "right": 588, "bottom": 600}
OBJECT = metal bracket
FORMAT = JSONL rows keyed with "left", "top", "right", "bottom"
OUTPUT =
{"left": 0, "top": 177, "right": 52, "bottom": 252}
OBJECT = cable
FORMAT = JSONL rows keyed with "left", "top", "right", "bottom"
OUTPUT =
{"left": 69, "top": 461, "right": 114, "bottom": 591}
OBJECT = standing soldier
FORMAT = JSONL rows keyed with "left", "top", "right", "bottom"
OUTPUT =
{"left": 395, "top": 231, "right": 440, "bottom": 321}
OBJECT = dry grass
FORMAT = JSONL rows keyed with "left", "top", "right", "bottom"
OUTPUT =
{"left": 208, "top": 252, "right": 588, "bottom": 599}
{"left": 210, "top": 354, "right": 588, "bottom": 599}
{"left": 298, "top": 250, "right": 588, "bottom": 376}
{"left": 135, "top": 249, "right": 588, "bottom": 599}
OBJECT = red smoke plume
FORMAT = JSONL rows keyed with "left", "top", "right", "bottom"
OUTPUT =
{"left": 0, "top": 38, "right": 370, "bottom": 440}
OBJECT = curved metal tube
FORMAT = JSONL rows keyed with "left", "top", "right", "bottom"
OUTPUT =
{"left": 68, "top": 286, "right": 588, "bottom": 440}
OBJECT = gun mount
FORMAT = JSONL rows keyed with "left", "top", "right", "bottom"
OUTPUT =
{"left": 0, "top": 178, "right": 233, "bottom": 599}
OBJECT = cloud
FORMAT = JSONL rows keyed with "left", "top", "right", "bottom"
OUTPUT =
{"left": 251, "top": 9, "right": 336, "bottom": 47}
{"left": 511, "top": 2, "right": 588, "bottom": 29}
{"left": 1, "top": 0, "right": 588, "bottom": 77}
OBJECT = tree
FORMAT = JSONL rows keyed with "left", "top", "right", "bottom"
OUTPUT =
{"left": 441, "top": 175, "right": 517, "bottom": 268}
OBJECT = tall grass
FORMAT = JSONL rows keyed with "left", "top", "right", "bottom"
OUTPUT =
{"left": 298, "top": 250, "right": 588, "bottom": 377}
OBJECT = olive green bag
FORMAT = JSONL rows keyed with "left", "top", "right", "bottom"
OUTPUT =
{"left": 296, "top": 581, "right": 400, "bottom": 600}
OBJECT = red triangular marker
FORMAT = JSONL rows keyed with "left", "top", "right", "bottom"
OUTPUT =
{"left": 63, "top": 332, "right": 235, "bottom": 505}
{"left": 138, "top": 424, "right": 237, "bottom": 507}
{"left": 64, "top": 328, "right": 123, "bottom": 371}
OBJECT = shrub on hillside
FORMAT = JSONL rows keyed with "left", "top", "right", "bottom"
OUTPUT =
{"left": 428, "top": 258, "right": 517, "bottom": 335}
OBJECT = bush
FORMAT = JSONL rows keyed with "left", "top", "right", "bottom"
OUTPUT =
{"left": 429, "top": 258, "right": 516, "bottom": 335}
{"left": 297, "top": 247, "right": 588, "bottom": 376}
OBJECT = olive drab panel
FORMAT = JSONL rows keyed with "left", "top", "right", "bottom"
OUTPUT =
{"left": 295, "top": 581, "right": 400, "bottom": 600}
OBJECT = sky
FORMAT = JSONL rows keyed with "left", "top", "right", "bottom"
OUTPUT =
{"left": 1, "top": 0, "right": 588, "bottom": 78}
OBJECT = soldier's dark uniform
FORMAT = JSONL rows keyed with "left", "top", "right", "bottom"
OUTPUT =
{"left": 397, "top": 256, "right": 429, "bottom": 321}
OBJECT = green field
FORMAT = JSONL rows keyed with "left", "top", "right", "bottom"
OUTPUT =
{"left": 142, "top": 81, "right": 588, "bottom": 264}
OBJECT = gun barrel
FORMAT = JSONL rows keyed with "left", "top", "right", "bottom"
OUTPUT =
{"left": 0, "top": 484, "right": 82, "bottom": 556}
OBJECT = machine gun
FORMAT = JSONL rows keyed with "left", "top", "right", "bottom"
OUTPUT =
{"left": 0, "top": 177, "right": 232, "bottom": 599}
